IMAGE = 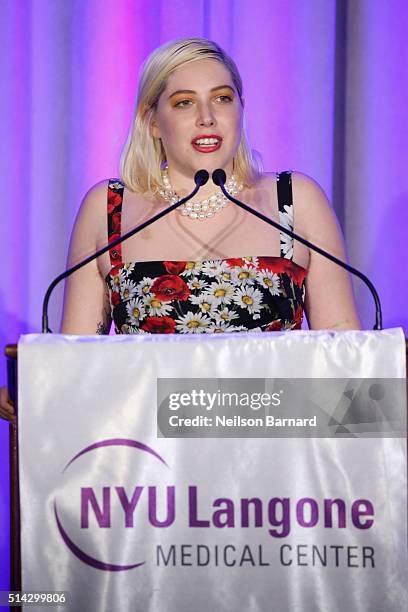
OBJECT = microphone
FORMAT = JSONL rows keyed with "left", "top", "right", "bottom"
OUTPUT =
{"left": 212, "top": 169, "right": 227, "bottom": 187}
{"left": 194, "top": 169, "right": 210, "bottom": 186}
{"left": 212, "top": 169, "right": 382, "bottom": 330}
{"left": 42, "top": 170, "right": 209, "bottom": 333}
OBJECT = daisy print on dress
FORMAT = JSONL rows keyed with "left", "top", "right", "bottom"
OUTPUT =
{"left": 215, "top": 307, "right": 240, "bottom": 324}
{"left": 176, "top": 312, "right": 211, "bottom": 333}
{"left": 108, "top": 181, "right": 124, "bottom": 191}
{"left": 121, "top": 323, "right": 142, "bottom": 334}
{"left": 125, "top": 298, "right": 146, "bottom": 326}
{"left": 120, "top": 279, "right": 138, "bottom": 301}
{"left": 233, "top": 286, "right": 263, "bottom": 319}
{"left": 187, "top": 277, "right": 209, "bottom": 292}
{"left": 190, "top": 294, "right": 219, "bottom": 315}
{"left": 257, "top": 269, "right": 281, "bottom": 295}
{"left": 242, "top": 256, "right": 259, "bottom": 267}
{"left": 207, "top": 321, "right": 244, "bottom": 333}
{"left": 122, "top": 262, "right": 136, "bottom": 276}
{"left": 220, "top": 269, "right": 233, "bottom": 282}
{"left": 180, "top": 261, "right": 203, "bottom": 277}
{"left": 205, "top": 281, "right": 235, "bottom": 306}
{"left": 231, "top": 264, "right": 258, "bottom": 285}
{"left": 137, "top": 277, "right": 154, "bottom": 297}
{"left": 279, "top": 204, "right": 294, "bottom": 259}
{"left": 143, "top": 295, "right": 173, "bottom": 316}
{"left": 106, "top": 174, "right": 306, "bottom": 334}
{"left": 107, "top": 256, "right": 306, "bottom": 333}
{"left": 107, "top": 256, "right": 306, "bottom": 334}
{"left": 201, "top": 260, "right": 231, "bottom": 278}
{"left": 110, "top": 268, "right": 127, "bottom": 292}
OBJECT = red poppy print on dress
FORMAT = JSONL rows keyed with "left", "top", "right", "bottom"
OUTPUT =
{"left": 109, "top": 265, "right": 122, "bottom": 278}
{"left": 225, "top": 258, "right": 243, "bottom": 268}
{"left": 293, "top": 305, "right": 303, "bottom": 329}
{"left": 105, "top": 175, "right": 307, "bottom": 335}
{"left": 111, "top": 212, "right": 121, "bottom": 233}
{"left": 266, "top": 319, "right": 282, "bottom": 332}
{"left": 109, "top": 232, "right": 120, "bottom": 244}
{"left": 111, "top": 291, "right": 121, "bottom": 307}
{"left": 141, "top": 316, "right": 176, "bottom": 334}
{"left": 258, "top": 257, "right": 306, "bottom": 287}
{"left": 258, "top": 256, "right": 287, "bottom": 273}
{"left": 108, "top": 232, "right": 122, "bottom": 264}
{"left": 151, "top": 275, "right": 190, "bottom": 302}
{"left": 107, "top": 190, "right": 122, "bottom": 214}
{"left": 164, "top": 261, "right": 187, "bottom": 275}
{"left": 285, "top": 262, "right": 307, "bottom": 288}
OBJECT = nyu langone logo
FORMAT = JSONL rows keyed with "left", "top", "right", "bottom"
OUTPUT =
{"left": 54, "top": 438, "right": 170, "bottom": 571}
{"left": 54, "top": 438, "right": 375, "bottom": 572}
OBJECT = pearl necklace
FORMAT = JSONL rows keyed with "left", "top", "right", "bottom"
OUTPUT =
{"left": 159, "top": 166, "right": 243, "bottom": 219}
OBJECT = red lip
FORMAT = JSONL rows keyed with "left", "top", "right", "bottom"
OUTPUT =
{"left": 191, "top": 134, "right": 223, "bottom": 153}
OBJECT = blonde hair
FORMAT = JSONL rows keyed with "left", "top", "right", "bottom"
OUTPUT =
{"left": 120, "top": 38, "right": 262, "bottom": 193}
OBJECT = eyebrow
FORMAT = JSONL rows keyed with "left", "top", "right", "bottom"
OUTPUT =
{"left": 168, "top": 85, "right": 235, "bottom": 99}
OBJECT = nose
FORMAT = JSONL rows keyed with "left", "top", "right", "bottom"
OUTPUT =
{"left": 196, "top": 101, "right": 216, "bottom": 128}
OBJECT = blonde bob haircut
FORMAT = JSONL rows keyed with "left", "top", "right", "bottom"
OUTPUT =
{"left": 120, "top": 38, "right": 262, "bottom": 193}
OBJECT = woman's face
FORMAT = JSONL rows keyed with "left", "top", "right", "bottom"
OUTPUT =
{"left": 151, "top": 58, "right": 243, "bottom": 187}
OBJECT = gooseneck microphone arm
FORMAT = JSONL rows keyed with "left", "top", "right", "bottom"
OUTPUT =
{"left": 42, "top": 170, "right": 210, "bottom": 333}
{"left": 212, "top": 169, "right": 382, "bottom": 330}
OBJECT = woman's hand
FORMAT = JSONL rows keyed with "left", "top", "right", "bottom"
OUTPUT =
{"left": 0, "top": 386, "right": 15, "bottom": 422}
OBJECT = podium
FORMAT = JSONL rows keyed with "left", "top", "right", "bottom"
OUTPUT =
{"left": 3, "top": 331, "right": 408, "bottom": 610}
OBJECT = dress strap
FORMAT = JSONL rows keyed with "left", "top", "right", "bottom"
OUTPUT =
{"left": 276, "top": 171, "right": 294, "bottom": 260}
{"left": 107, "top": 179, "right": 125, "bottom": 268}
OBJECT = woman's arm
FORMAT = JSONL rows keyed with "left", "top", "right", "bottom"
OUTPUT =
{"left": 61, "top": 181, "right": 112, "bottom": 335}
{"left": 292, "top": 172, "right": 361, "bottom": 330}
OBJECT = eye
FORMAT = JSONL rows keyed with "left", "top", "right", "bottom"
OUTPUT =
{"left": 174, "top": 99, "right": 193, "bottom": 108}
{"left": 216, "top": 95, "right": 233, "bottom": 103}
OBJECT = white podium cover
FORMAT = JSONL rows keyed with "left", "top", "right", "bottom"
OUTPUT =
{"left": 18, "top": 329, "right": 407, "bottom": 611}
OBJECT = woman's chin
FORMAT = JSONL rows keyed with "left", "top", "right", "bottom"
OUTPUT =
{"left": 193, "top": 160, "right": 232, "bottom": 176}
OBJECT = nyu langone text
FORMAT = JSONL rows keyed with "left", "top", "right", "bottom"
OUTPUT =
{"left": 81, "top": 485, "right": 374, "bottom": 537}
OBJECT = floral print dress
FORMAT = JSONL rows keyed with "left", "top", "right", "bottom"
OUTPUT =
{"left": 106, "top": 172, "right": 307, "bottom": 334}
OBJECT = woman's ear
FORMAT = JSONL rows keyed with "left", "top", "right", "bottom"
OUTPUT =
{"left": 150, "top": 118, "right": 161, "bottom": 139}
{"left": 144, "top": 105, "right": 160, "bottom": 139}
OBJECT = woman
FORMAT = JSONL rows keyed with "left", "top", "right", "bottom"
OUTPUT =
{"left": 0, "top": 38, "right": 360, "bottom": 414}
{"left": 62, "top": 37, "right": 360, "bottom": 335}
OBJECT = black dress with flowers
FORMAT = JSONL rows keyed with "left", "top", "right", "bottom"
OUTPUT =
{"left": 105, "top": 172, "right": 307, "bottom": 334}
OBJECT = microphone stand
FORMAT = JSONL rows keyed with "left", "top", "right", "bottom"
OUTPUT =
{"left": 213, "top": 170, "right": 382, "bottom": 330}
{"left": 42, "top": 172, "right": 209, "bottom": 333}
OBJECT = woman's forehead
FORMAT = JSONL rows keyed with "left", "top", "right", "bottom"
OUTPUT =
{"left": 164, "top": 58, "right": 234, "bottom": 93}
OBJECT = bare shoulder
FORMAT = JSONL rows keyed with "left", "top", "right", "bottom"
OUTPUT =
{"left": 68, "top": 179, "right": 111, "bottom": 262}
{"left": 258, "top": 170, "right": 329, "bottom": 207}
{"left": 255, "top": 170, "right": 328, "bottom": 205}
{"left": 290, "top": 171, "right": 338, "bottom": 241}
{"left": 76, "top": 179, "right": 110, "bottom": 221}
{"left": 291, "top": 171, "right": 328, "bottom": 201}
{"left": 290, "top": 171, "right": 331, "bottom": 216}
{"left": 73, "top": 179, "right": 111, "bottom": 237}
{"left": 261, "top": 169, "right": 345, "bottom": 257}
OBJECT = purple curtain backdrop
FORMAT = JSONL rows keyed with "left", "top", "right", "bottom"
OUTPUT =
{"left": 1, "top": 0, "right": 407, "bottom": 589}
